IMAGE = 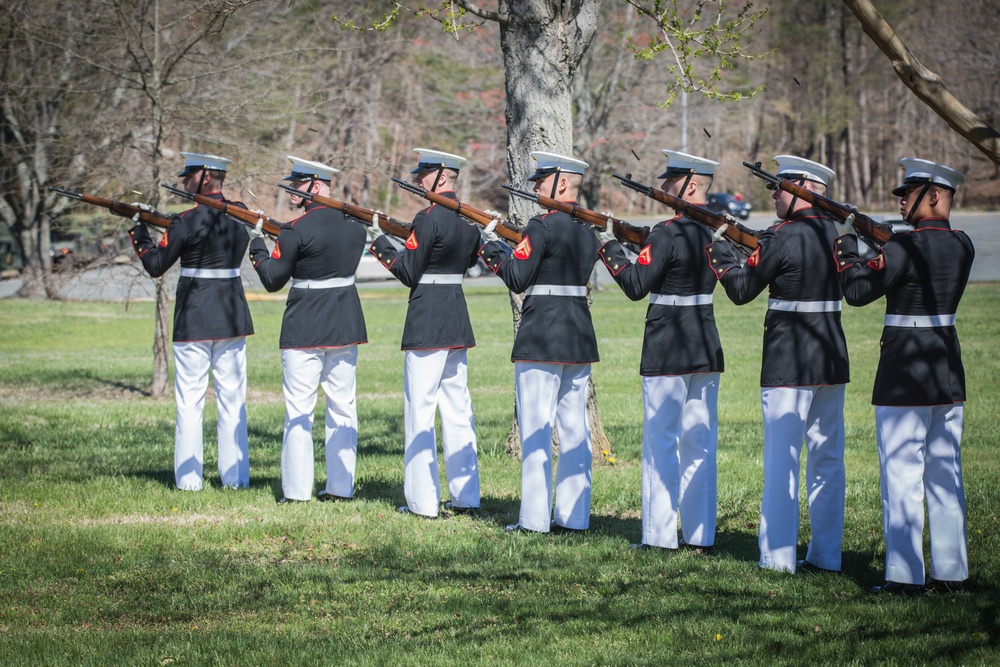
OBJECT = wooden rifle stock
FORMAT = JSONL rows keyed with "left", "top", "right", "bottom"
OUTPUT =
{"left": 501, "top": 184, "right": 649, "bottom": 250}
{"left": 392, "top": 177, "right": 522, "bottom": 244}
{"left": 742, "top": 161, "right": 892, "bottom": 249}
{"left": 49, "top": 187, "right": 174, "bottom": 231}
{"left": 276, "top": 183, "right": 412, "bottom": 240}
{"left": 160, "top": 183, "right": 283, "bottom": 239}
{"left": 612, "top": 173, "right": 759, "bottom": 256}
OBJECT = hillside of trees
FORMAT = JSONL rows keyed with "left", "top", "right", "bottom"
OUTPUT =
{"left": 3, "top": 0, "right": 998, "bottom": 286}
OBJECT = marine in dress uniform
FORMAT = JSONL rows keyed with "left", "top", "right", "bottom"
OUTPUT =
{"left": 249, "top": 157, "right": 368, "bottom": 504}
{"left": 834, "top": 159, "right": 973, "bottom": 595}
{"left": 480, "top": 151, "right": 601, "bottom": 534}
{"left": 369, "top": 148, "right": 481, "bottom": 518}
{"left": 598, "top": 150, "right": 724, "bottom": 551}
{"left": 706, "top": 155, "right": 848, "bottom": 573}
{"left": 128, "top": 152, "right": 253, "bottom": 491}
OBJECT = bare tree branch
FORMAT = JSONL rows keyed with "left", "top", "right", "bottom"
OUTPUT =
{"left": 842, "top": 0, "right": 1000, "bottom": 165}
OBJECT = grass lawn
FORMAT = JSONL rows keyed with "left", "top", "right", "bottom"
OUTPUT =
{"left": 1, "top": 281, "right": 998, "bottom": 665}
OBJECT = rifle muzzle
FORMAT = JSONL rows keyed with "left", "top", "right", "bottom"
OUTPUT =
{"left": 48, "top": 186, "right": 83, "bottom": 200}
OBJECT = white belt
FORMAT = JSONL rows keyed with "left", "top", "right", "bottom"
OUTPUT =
{"left": 418, "top": 273, "right": 464, "bottom": 285}
{"left": 180, "top": 268, "right": 239, "bottom": 279}
{"left": 767, "top": 299, "right": 841, "bottom": 313}
{"left": 524, "top": 284, "right": 587, "bottom": 297}
{"left": 884, "top": 313, "right": 956, "bottom": 328}
{"left": 290, "top": 276, "right": 355, "bottom": 289}
{"left": 650, "top": 293, "right": 713, "bottom": 307}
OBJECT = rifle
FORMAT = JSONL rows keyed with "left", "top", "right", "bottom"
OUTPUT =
{"left": 742, "top": 161, "right": 892, "bottom": 249}
{"left": 49, "top": 187, "right": 174, "bottom": 231}
{"left": 276, "top": 183, "right": 412, "bottom": 240}
{"left": 392, "top": 177, "right": 523, "bottom": 245}
{"left": 501, "top": 184, "right": 650, "bottom": 252}
{"left": 160, "top": 183, "right": 283, "bottom": 239}
{"left": 613, "top": 172, "right": 759, "bottom": 256}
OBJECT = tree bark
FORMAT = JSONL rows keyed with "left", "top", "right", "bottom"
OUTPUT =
{"left": 492, "top": 0, "right": 611, "bottom": 461}
{"left": 151, "top": 275, "right": 171, "bottom": 398}
{"left": 842, "top": 0, "right": 1000, "bottom": 165}
{"left": 497, "top": 0, "right": 601, "bottom": 221}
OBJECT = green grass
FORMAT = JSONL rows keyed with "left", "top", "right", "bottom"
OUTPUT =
{"left": 1, "top": 283, "right": 999, "bottom": 665}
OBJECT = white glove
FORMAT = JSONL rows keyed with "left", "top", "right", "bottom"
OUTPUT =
{"left": 833, "top": 213, "right": 857, "bottom": 238}
{"left": 130, "top": 201, "right": 151, "bottom": 222}
{"left": 481, "top": 218, "right": 500, "bottom": 243}
{"left": 597, "top": 220, "right": 614, "bottom": 243}
{"left": 712, "top": 223, "right": 729, "bottom": 241}
{"left": 247, "top": 217, "right": 264, "bottom": 239}
{"left": 367, "top": 215, "right": 384, "bottom": 241}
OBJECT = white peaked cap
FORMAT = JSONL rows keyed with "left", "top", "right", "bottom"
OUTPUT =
{"left": 285, "top": 156, "right": 340, "bottom": 182}
{"left": 411, "top": 148, "right": 467, "bottom": 173}
{"left": 892, "top": 158, "right": 965, "bottom": 196}
{"left": 178, "top": 151, "right": 232, "bottom": 177}
{"left": 658, "top": 150, "right": 719, "bottom": 178}
{"left": 528, "top": 151, "right": 589, "bottom": 181}
{"left": 773, "top": 154, "right": 836, "bottom": 186}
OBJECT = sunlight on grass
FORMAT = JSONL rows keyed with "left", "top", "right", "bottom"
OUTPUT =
{"left": 0, "top": 283, "right": 998, "bottom": 664}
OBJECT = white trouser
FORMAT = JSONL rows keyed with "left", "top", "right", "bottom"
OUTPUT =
{"left": 514, "top": 362, "right": 593, "bottom": 532}
{"left": 402, "top": 349, "right": 480, "bottom": 517}
{"left": 280, "top": 346, "right": 359, "bottom": 501}
{"left": 173, "top": 338, "right": 249, "bottom": 491}
{"left": 641, "top": 373, "right": 719, "bottom": 549}
{"left": 876, "top": 404, "right": 968, "bottom": 584}
{"left": 758, "top": 384, "right": 845, "bottom": 573}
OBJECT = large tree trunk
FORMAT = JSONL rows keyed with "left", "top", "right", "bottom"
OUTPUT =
{"left": 842, "top": 0, "right": 1000, "bottom": 166}
{"left": 494, "top": 0, "right": 611, "bottom": 462}
{"left": 151, "top": 276, "right": 171, "bottom": 398}
{"left": 498, "top": 0, "right": 600, "bottom": 220}
{"left": 15, "top": 217, "right": 55, "bottom": 300}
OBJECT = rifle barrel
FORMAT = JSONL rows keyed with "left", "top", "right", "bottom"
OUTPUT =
{"left": 741, "top": 162, "right": 891, "bottom": 248}
{"left": 50, "top": 187, "right": 174, "bottom": 230}
{"left": 612, "top": 173, "right": 758, "bottom": 254}
{"left": 160, "top": 182, "right": 282, "bottom": 238}
{"left": 396, "top": 179, "right": 521, "bottom": 243}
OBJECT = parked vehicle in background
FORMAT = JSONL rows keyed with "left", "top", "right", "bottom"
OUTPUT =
{"left": 0, "top": 223, "right": 23, "bottom": 276}
{"left": 706, "top": 192, "right": 752, "bottom": 220}
{"left": 50, "top": 230, "right": 81, "bottom": 270}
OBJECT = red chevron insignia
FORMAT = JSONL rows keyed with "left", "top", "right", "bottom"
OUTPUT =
{"left": 514, "top": 236, "right": 532, "bottom": 260}
{"left": 637, "top": 245, "right": 652, "bottom": 265}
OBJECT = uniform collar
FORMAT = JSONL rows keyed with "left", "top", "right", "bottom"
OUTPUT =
{"left": 912, "top": 216, "right": 952, "bottom": 230}
{"left": 786, "top": 206, "right": 824, "bottom": 221}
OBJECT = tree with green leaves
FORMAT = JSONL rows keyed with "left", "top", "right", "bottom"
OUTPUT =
{"left": 337, "top": 0, "right": 768, "bottom": 456}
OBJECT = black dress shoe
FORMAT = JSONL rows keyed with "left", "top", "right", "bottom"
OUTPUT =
{"left": 630, "top": 543, "right": 673, "bottom": 551}
{"left": 870, "top": 581, "right": 924, "bottom": 595}
{"left": 397, "top": 506, "right": 437, "bottom": 519}
{"left": 505, "top": 523, "right": 532, "bottom": 533}
{"left": 680, "top": 540, "right": 714, "bottom": 556}
{"left": 796, "top": 559, "right": 839, "bottom": 574}
{"left": 317, "top": 491, "right": 350, "bottom": 502}
{"left": 549, "top": 522, "right": 585, "bottom": 534}
{"left": 443, "top": 501, "right": 478, "bottom": 515}
{"left": 925, "top": 577, "right": 966, "bottom": 593}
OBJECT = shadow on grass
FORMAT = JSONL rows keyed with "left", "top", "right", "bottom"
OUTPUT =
{"left": 25, "top": 367, "right": 151, "bottom": 397}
